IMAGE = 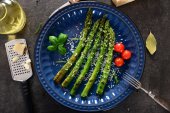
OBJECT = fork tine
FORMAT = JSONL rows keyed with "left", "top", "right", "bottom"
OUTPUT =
{"left": 122, "top": 72, "right": 141, "bottom": 89}
{"left": 122, "top": 75, "right": 139, "bottom": 88}
{"left": 125, "top": 72, "right": 140, "bottom": 85}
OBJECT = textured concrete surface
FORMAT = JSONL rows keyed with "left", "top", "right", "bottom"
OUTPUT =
{"left": 0, "top": 0, "right": 170, "bottom": 113}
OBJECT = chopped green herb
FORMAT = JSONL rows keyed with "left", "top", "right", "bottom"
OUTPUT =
{"left": 34, "top": 23, "right": 43, "bottom": 34}
{"left": 71, "top": 38, "right": 80, "bottom": 41}
{"left": 56, "top": 61, "right": 66, "bottom": 63}
{"left": 111, "top": 71, "right": 119, "bottom": 84}
{"left": 113, "top": 75, "right": 119, "bottom": 84}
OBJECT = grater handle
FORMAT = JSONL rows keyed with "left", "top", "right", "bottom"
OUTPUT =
{"left": 21, "top": 80, "right": 34, "bottom": 113}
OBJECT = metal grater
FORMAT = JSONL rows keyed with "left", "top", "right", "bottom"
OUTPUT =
{"left": 5, "top": 39, "right": 32, "bottom": 82}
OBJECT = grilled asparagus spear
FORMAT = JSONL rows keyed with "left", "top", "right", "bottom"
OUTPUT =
{"left": 96, "top": 27, "right": 115, "bottom": 95}
{"left": 70, "top": 16, "right": 107, "bottom": 95}
{"left": 62, "top": 19, "right": 100, "bottom": 88}
{"left": 81, "top": 20, "right": 110, "bottom": 97}
{"left": 53, "top": 9, "right": 93, "bottom": 83}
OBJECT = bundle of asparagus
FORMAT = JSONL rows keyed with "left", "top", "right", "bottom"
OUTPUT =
{"left": 61, "top": 19, "right": 101, "bottom": 88}
{"left": 53, "top": 9, "right": 93, "bottom": 83}
{"left": 81, "top": 20, "right": 110, "bottom": 97}
{"left": 53, "top": 9, "right": 118, "bottom": 97}
{"left": 70, "top": 16, "right": 107, "bottom": 96}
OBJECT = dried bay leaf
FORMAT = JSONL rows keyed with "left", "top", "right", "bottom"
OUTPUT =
{"left": 146, "top": 32, "right": 157, "bottom": 55}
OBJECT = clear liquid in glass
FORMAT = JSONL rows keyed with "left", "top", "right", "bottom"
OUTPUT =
{"left": 0, "top": 0, "right": 26, "bottom": 34}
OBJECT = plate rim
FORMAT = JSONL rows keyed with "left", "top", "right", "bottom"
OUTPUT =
{"left": 34, "top": 1, "right": 145, "bottom": 111}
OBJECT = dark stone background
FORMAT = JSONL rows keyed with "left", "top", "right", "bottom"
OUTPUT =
{"left": 0, "top": 0, "right": 170, "bottom": 113}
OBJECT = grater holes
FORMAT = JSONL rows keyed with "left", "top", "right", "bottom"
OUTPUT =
{"left": 10, "top": 54, "right": 14, "bottom": 56}
{"left": 10, "top": 53, "right": 18, "bottom": 58}
{"left": 13, "top": 65, "right": 23, "bottom": 71}
{"left": 8, "top": 45, "right": 13, "bottom": 48}
{"left": 19, "top": 71, "right": 28, "bottom": 75}
{"left": 7, "top": 42, "right": 31, "bottom": 78}
{"left": 19, "top": 59, "right": 23, "bottom": 62}
{"left": 13, "top": 70, "right": 30, "bottom": 76}
{"left": 20, "top": 57, "right": 25, "bottom": 60}
{"left": 15, "top": 70, "right": 25, "bottom": 75}
{"left": 13, "top": 63, "right": 18, "bottom": 66}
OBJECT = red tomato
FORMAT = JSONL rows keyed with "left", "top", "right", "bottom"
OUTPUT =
{"left": 114, "top": 57, "right": 124, "bottom": 67}
{"left": 114, "top": 43, "right": 125, "bottom": 53}
{"left": 121, "top": 50, "right": 132, "bottom": 60}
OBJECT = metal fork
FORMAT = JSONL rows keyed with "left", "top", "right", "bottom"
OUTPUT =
{"left": 122, "top": 72, "right": 170, "bottom": 112}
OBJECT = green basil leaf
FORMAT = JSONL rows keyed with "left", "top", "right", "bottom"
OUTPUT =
{"left": 47, "top": 45, "right": 57, "bottom": 51}
{"left": 58, "top": 33, "right": 68, "bottom": 44}
{"left": 58, "top": 44, "right": 67, "bottom": 55}
{"left": 49, "top": 36, "right": 58, "bottom": 45}
{"left": 146, "top": 32, "right": 157, "bottom": 55}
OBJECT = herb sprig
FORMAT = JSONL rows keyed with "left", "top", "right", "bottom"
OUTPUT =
{"left": 47, "top": 33, "right": 68, "bottom": 55}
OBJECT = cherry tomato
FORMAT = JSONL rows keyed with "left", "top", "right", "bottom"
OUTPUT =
{"left": 114, "top": 43, "right": 125, "bottom": 53}
{"left": 121, "top": 50, "right": 132, "bottom": 60}
{"left": 114, "top": 57, "right": 124, "bottom": 67}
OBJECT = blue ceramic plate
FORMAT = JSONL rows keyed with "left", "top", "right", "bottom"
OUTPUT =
{"left": 34, "top": 1, "right": 145, "bottom": 111}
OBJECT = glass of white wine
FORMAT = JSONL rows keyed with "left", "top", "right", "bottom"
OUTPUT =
{"left": 0, "top": 0, "right": 26, "bottom": 34}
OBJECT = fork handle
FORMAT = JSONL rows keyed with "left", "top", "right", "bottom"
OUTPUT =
{"left": 148, "top": 92, "right": 170, "bottom": 112}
